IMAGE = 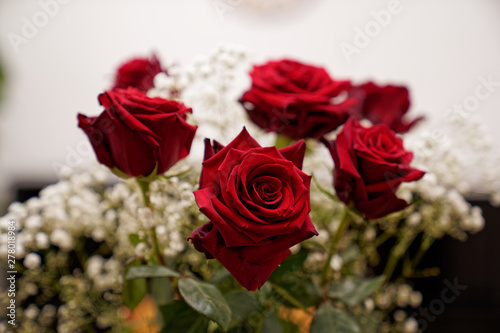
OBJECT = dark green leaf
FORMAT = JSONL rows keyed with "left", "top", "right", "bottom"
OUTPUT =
{"left": 128, "top": 234, "right": 141, "bottom": 246}
{"left": 178, "top": 277, "right": 232, "bottom": 331}
{"left": 257, "top": 282, "right": 273, "bottom": 303}
{"left": 278, "top": 318, "right": 301, "bottom": 333}
{"left": 125, "top": 265, "right": 180, "bottom": 279}
{"left": 159, "top": 300, "right": 209, "bottom": 333}
{"left": 209, "top": 267, "right": 240, "bottom": 294}
{"left": 260, "top": 311, "right": 282, "bottom": 333}
{"left": 354, "top": 311, "right": 383, "bottom": 333}
{"left": 329, "top": 276, "right": 385, "bottom": 307}
{"left": 225, "top": 291, "right": 263, "bottom": 328}
{"left": 150, "top": 277, "right": 174, "bottom": 306}
{"left": 310, "top": 303, "right": 361, "bottom": 333}
{"left": 276, "top": 276, "right": 322, "bottom": 308}
{"left": 270, "top": 249, "right": 309, "bottom": 282}
{"left": 122, "top": 275, "right": 147, "bottom": 310}
{"left": 270, "top": 282, "right": 306, "bottom": 310}
{"left": 341, "top": 245, "right": 361, "bottom": 265}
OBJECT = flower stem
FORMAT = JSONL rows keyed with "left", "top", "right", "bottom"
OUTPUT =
{"left": 382, "top": 230, "right": 416, "bottom": 283}
{"left": 321, "top": 208, "right": 351, "bottom": 286}
{"left": 136, "top": 179, "right": 166, "bottom": 266}
{"left": 403, "top": 234, "right": 435, "bottom": 278}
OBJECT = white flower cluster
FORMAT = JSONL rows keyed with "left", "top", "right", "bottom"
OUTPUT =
{"left": 149, "top": 44, "right": 275, "bottom": 167}
{"left": 0, "top": 162, "right": 200, "bottom": 330}
{"left": 399, "top": 172, "right": 485, "bottom": 239}
{"left": 404, "top": 115, "right": 500, "bottom": 205}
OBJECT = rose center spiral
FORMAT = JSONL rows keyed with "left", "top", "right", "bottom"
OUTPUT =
{"left": 249, "top": 176, "right": 283, "bottom": 207}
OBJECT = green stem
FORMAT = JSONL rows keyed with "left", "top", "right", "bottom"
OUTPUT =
{"left": 136, "top": 179, "right": 166, "bottom": 266}
{"left": 321, "top": 208, "right": 351, "bottom": 286}
{"left": 382, "top": 230, "right": 416, "bottom": 283}
{"left": 403, "top": 234, "right": 435, "bottom": 278}
{"left": 372, "top": 229, "right": 395, "bottom": 249}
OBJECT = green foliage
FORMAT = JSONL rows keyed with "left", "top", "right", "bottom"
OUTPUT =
{"left": 122, "top": 262, "right": 148, "bottom": 310}
{"left": 274, "top": 277, "right": 322, "bottom": 308}
{"left": 178, "top": 277, "right": 232, "bottom": 331}
{"left": 258, "top": 311, "right": 301, "bottom": 333}
{"left": 310, "top": 303, "right": 361, "bottom": 333}
{"left": 353, "top": 312, "right": 383, "bottom": 333}
{"left": 329, "top": 276, "right": 385, "bottom": 307}
{"left": 125, "top": 265, "right": 180, "bottom": 279}
{"left": 159, "top": 300, "right": 210, "bottom": 333}
{"left": 224, "top": 291, "right": 263, "bottom": 329}
{"left": 150, "top": 277, "right": 174, "bottom": 306}
{"left": 270, "top": 248, "right": 309, "bottom": 282}
{"left": 128, "top": 234, "right": 141, "bottom": 246}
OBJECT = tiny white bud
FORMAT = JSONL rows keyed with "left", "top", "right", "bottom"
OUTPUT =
{"left": 406, "top": 212, "right": 422, "bottom": 227}
{"left": 403, "top": 317, "right": 418, "bottom": 333}
{"left": 329, "top": 254, "right": 343, "bottom": 271}
{"left": 24, "top": 252, "right": 42, "bottom": 270}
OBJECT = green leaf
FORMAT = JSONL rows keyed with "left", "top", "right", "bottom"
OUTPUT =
{"left": 260, "top": 311, "right": 282, "bottom": 333}
{"left": 224, "top": 291, "right": 263, "bottom": 329}
{"left": 310, "top": 303, "right": 361, "bottom": 333}
{"left": 275, "top": 276, "right": 322, "bottom": 308}
{"left": 150, "top": 277, "right": 174, "bottom": 306}
{"left": 178, "top": 277, "right": 232, "bottom": 331}
{"left": 208, "top": 268, "right": 239, "bottom": 294}
{"left": 278, "top": 318, "right": 301, "bottom": 333}
{"left": 270, "top": 282, "right": 306, "bottom": 310}
{"left": 122, "top": 265, "right": 148, "bottom": 310}
{"left": 257, "top": 282, "right": 273, "bottom": 303}
{"left": 354, "top": 312, "right": 383, "bottom": 333}
{"left": 129, "top": 234, "right": 141, "bottom": 246}
{"left": 329, "top": 276, "right": 385, "bottom": 307}
{"left": 125, "top": 265, "right": 180, "bottom": 279}
{"left": 159, "top": 300, "right": 209, "bottom": 333}
{"left": 341, "top": 245, "right": 361, "bottom": 265}
{"left": 270, "top": 248, "right": 308, "bottom": 282}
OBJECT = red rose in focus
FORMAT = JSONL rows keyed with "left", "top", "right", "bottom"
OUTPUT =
{"left": 351, "top": 82, "right": 423, "bottom": 133}
{"left": 322, "top": 118, "right": 425, "bottom": 219}
{"left": 189, "top": 128, "right": 318, "bottom": 291}
{"left": 239, "top": 59, "right": 356, "bottom": 140}
{"left": 78, "top": 87, "right": 197, "bottom": 177}
{"left": 113, "top": 55, "right": 163, "bottom": 92}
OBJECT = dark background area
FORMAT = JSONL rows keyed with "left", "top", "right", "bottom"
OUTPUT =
{"left": 414, "top": 200, "right": 500, "bottom": 333}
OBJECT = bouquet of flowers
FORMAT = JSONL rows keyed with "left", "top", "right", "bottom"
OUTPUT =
{"left": 1, "top": 45, "right": 496, "bottom": 333}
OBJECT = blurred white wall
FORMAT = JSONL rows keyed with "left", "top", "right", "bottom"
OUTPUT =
{"left": 0, "top": 0, "right": 499, "bottom": 202}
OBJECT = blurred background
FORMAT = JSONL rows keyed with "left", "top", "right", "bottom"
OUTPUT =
{"left": 0, "top": 0, "right": 499, "bottom": 331}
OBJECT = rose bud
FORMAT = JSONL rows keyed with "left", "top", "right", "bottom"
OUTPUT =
{"left": 189, "top": 128, "right": 318, "bottom": 291}
{"left": 350, "top": 82, "right": 424, "bottom": 133}
{"left": 112, "top": 55, "right": 163, "bottom": 92}
{"left": 239, "top": 59, "right": 357, "bottom": 140}
{"left": 322, "top": 118, "right": 425, "bottom": 219}
{"left": 78, "top": 87, "right": 197, "bottom": 178}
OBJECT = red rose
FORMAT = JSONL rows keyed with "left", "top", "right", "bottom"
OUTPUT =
{"left": 322, "top": 118, "right": 425, "bottom": 219}
{"left": 112, "top": 55, "right": 163, "bottom": 92}
{"left": 239, "top": 59, "right": 356, "bottom": 140}
{"left": 188, "top": 128, "right": 318, "bottom": 291}
{"left": 351, "top": 82, "right": 423, "bottom": 133}
{"left": 78, "top": 88, "right": 197, "bottom": 177}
